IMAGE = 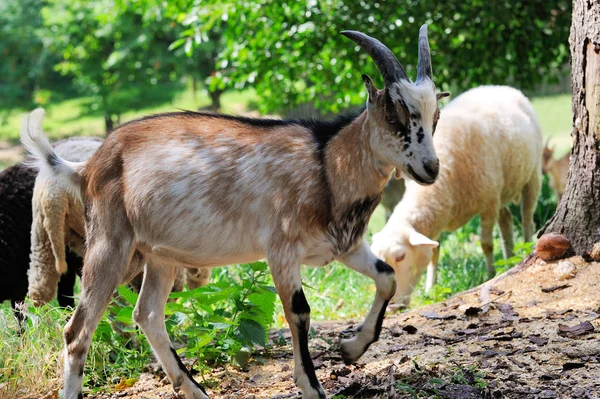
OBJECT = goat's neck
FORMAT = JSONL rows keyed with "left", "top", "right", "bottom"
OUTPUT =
{"left": 324, "top": 111, "right": 391, "bottom": 210}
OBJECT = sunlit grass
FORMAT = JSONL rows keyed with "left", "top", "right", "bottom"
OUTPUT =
{"left": 0, "top": 302, "right": 66, "bottom": 399}
{"left": 0, "top": 82, "right": 259, "bottom": 143}
{"left": 531, "top": 93, "right": 572, "bottom": 157}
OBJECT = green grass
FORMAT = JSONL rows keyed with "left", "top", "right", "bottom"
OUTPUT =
{"left": 0, "top": 83, "right": 259, "bottom": 143}
{"left": 531, "top": 93, "right": 572, "bottom": 157}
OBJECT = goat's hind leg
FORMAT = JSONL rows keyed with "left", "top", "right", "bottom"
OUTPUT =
{"left": 63, "top": 234, "right": 132, "bottom": 399}
{"left": 133, "top": 261, "right": 209, "bottom": 399}
{"left": 338, "top": 239, "right": 396, "bottom": 364}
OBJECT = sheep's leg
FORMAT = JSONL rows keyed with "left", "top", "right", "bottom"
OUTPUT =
{"left": 424, "top": 245, "right": 440, "bottom": 293}
{"left": 521, "top": 175, "right": 541, "bottom": 242}
{"left": 56, "top": 248, "right": 81, "bottom": 307}
{"left": 133, "top": 262, "right": 209, "bottom": 399}
{"left": 42, "top": 193, "right": 70, "bottom": 274}
{"left": 62, "top": 217, "right": 133, "bottom": 399}
{"left": 185, "top": 267, "right": 211, "bottom": 289}
{"left": 28, "top": 211, "right": 61, "bottom": 306}
{"left": 480, "top": 214, "right": 496, "bottom": 279}
{"left": 498, "top": 207, "right": 515, "bottom": 259}
{"left": 338, "top": 239, "right": 396, "bottom": 364}
{"left": 269, "top": 253, "right": 325, "bottom": 399}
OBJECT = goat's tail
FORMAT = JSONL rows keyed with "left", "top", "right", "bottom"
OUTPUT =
{"left": 20, "top": 108, "right": 84, "bottom": 196}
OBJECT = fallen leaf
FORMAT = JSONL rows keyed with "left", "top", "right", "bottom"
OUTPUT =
{"left": 115, "top": 377, "right": 137, "bottom": 391}
{"left": 528, "top": 334, "right": 549, "bottom": 346}
{"left": 562, "top": 362, "right": 585, "bottom": 371}
{"left": 495, "top": 302, "right": 520, "bottom": 321}
{"left": 402, "top": 324, "right": 418, "bottom": 334}
{"left": 541, "top": 284, "right": 571, "bottom": 293}
{"left": 540, "top": 374, "right": 561, "bottom": 381}
{"left": 438, "top": 384, "right": 483, "bottom": 399}
{"left": 464, "top": 306, "right": 482, "bottom": 317}
{"left": 421, "top": 311, "right": 457, "bottom": 320}
{"left": 558, "top": 321, "right": 595, "bottom": 338}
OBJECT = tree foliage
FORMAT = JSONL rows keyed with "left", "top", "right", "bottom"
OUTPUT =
{"left": 181, "top": 0, "right": 571, "bottom": 113}
{"left": 42, "top": 0, "right": 185, "bottom": 130}
{"left": 0, "top": 0, "right": 62, "bottom": 109}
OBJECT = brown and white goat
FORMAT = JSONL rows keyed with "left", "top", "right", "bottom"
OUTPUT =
{"left": 542, "top": 143, "right": 570, "bottom": 200}
{"left": 22, "top": 26, "right": 445, "bottom": 399}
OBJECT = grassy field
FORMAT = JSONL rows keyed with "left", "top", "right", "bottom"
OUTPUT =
{"left": 0, "top": 85, "right": 570, "bottom": 398}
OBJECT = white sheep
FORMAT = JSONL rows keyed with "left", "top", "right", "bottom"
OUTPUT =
{"left": 27, "top": 137, "right": 209, "bottom": 306}
{"left": 27, "top": 137, "right": 103, "bottom": 306}
{"left": 372, "top": 85, "right": 543, "bottom": 308}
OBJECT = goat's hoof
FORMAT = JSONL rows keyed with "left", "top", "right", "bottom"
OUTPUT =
{"left": 295, "top": 372, "right": 326, "bottom": 399}
{"left": 300, "top": 386, "right": 326, "bottom": 399}
{"left": 340, "top": 337, "right": 365, "bottom": 365}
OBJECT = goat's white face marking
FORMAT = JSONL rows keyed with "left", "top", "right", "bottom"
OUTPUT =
{"left": 367, "top": 78, "right": 440, "bottom": 185}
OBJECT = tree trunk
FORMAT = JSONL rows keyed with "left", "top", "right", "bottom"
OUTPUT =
{"left": 208, "top": 88, "right": 224, "bottom": 111}
{"left": 539, "top": 0, "right": 600, "bottom": 256}
{"left": 104, "top": 114, "right": 115, "bottom": 133}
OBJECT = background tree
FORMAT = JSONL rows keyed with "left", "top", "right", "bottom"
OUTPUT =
{"left": 42, "top": 0, "right": 183, "bottom": 131}
{"left": 181, "top": 0, "right": 571, "bottom": 114}
{"left": 165, "top": 0, "right": 227, "bottom": 110}
{"left": 540, "top": 0, "right": 600, "bottom": 255}
{"left": 0, "top": 0, "right": 65, "bottom": 113}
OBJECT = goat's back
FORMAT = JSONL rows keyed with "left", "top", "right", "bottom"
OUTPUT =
{"left": 81, "top": 114, "right": 329, "bottom": 261}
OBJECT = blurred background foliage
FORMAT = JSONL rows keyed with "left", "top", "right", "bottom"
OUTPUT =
{"left": 1, "top": 0, "right": 571, "bottom": 127}
{"left": 181, "top": 0, "right": 571, "bottom": 114}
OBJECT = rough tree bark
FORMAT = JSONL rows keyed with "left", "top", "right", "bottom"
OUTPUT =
{"left": 540, "top": 0, "right": 600, "bottom": 256}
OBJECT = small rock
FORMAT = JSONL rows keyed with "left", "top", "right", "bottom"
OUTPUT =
{"left": 554, "top": 260, "right": 577, "bottom": 280}
{"left": 536, "top": 233, "right": 572, "bottom": 261}
{"left": 539, "top": 389, "right": 557, "bottom": 398}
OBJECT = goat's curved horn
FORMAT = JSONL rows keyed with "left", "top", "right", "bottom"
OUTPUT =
{"left": 416, "top": 24, "right": 433, "bottom": 83}
{"left": 341, "top": 30, "right": 408, "bottom": 85}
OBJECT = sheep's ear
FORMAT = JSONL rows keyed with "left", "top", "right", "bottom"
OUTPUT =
{"left": 362, "top": 74, "right": 378, "bottom": 103}
{"left": 408, "top": 230, "right": 439, "bottom": 247}
{"left": 436, "top": 92, "right": 450, "bottom": 101}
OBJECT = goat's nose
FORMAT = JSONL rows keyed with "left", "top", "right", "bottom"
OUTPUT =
{"left": 423, "top": 158, "right": 439, "bottom": 180}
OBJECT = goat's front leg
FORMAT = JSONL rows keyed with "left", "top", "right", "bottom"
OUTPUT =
{"left": 337, "top": 239, "right": 396, "bottom": 364}
{"left": 268, "top": 253, "right": 326, "bottom": 399}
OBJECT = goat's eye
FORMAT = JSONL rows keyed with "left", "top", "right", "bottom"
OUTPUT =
{"left": 387, "top": 117, "right": 397, "bottom": 125}
{"left": 395, "top": 253, "right": 405, "bottom": 262}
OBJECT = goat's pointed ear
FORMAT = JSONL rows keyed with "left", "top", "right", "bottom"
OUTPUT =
{"left": 408, "top": 230, "right": 439, "bottom": 248}
{"left": 436, "top": 92, "right": 450, "bottom": 101}
{"left": 362, "top": 74, "right": 378, "bottom": 103}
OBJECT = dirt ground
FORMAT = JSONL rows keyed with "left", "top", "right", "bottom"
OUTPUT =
{"left": 75, "top": 256, "right": 600, "bottom": 398}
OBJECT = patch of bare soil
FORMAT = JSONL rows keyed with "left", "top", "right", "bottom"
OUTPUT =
{"left": 88, "top": 256, "right": 600, "bottom": 399}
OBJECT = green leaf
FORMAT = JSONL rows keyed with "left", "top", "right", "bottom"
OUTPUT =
{"left": 114, "top": 306, "right": 133, "bottom": 324}
{"left": 238, "top": 319, "right": 266, "bottom": 346}
{"left": 248, "top": 261, "right": 268, "bottom": 272}
{"left": 116, "top": 285, "right": 138, "bottom": 306}
{"left": 168, "top": 38, "right": 186, "bottom": 51}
